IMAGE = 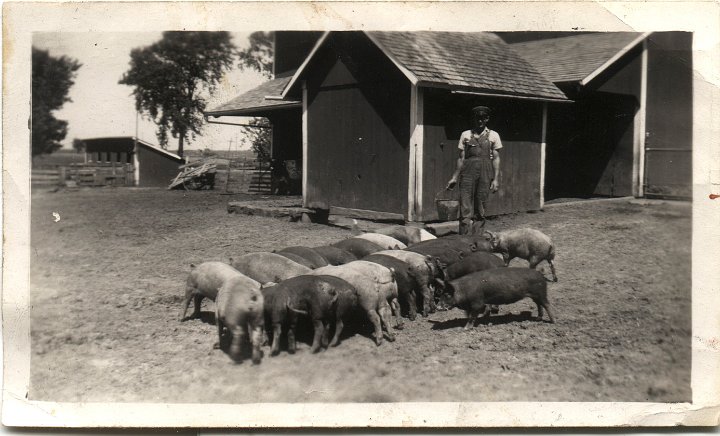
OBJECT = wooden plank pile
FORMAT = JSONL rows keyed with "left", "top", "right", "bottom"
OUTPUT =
{"left": 168, "top": 161, "right": 217, "bottom": 190}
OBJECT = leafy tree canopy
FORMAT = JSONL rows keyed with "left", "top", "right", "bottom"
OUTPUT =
{"left": 119, "top": 31, "right": 236, "bottom": 156}
{"left": 32, "top": 47, "right": 81, "bottom": 156}
{"left": 72, "top": 138, "right": 87, "bottom": 153}
{"left": 237, "top": 31, "right": 273, "bottom": 78}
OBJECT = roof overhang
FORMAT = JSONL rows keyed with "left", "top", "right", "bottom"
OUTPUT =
{"left": 450, "top": 88, "right": 572, "bottom": 103}
{"left": 579, "top": 32, "right": 651, "bottom": 86}
{"left": 205, "top": 101, "right": 301, "bottom": 118}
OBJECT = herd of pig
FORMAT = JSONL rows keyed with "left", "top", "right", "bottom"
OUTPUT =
{"left": 179, "top": 225, "right": 558, "bottom": 364}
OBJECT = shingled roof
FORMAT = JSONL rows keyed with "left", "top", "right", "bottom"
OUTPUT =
{"left": 205, "top": 75, "right": 300, "bottom": 116}
{"left": 509, "top": 32, "right": 645, "bottom": 83}
{"left": 366, "top": 31, "right": 567, "bottom": 100}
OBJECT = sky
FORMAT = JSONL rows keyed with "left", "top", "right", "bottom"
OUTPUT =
{"left": 33, "top": 32, "right": 268, "bottom": 151}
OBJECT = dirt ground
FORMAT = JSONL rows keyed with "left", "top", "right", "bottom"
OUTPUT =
{"left": 28, "top": 187, "right": 691, "bottom": 403}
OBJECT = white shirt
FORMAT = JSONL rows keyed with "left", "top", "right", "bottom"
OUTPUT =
{"left": 457, "top": 128, "right": 503, "bottom": 152}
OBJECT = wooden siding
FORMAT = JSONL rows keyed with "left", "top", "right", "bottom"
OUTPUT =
{"left": 137, "top": 146, "right": 183, "bottom": 187}
{"left": 305, "top": 33, "right": 410, "bottom": 215}
{"left": 644, "top": 32, "right": 693, "bottom": 199}
{"left": 420, "top": 89, "right": 542, "bottom": 221}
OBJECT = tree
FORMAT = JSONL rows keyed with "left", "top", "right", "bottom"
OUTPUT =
{"left": 32, "top": 47, "right": 81, "bottom": 156}
{"left": 237, "top": 31, "right": 273, "bottom": 78}
{"left": 245, "top": 118, "right": 272, "bottom": 163}
{"left": 119, "top": 32, "right": 236, "bottom": 157}
{"left": 72, "top": 138, "right": 86, "bottom": 153}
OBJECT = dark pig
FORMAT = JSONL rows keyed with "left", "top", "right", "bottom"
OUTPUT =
{"left": 276, "top": 246, "right": 329, "bottom": 269}
{"left": 311, "top": 246, "right": 357, "bottom": 265}
{"left": 441, "top": 268, "right": 556, "bottom": 329}
{"left": 332, "top": 238, "right": 384, "bottom": 259}
{"left": 262, "top": 275, "right": 339, "bottom": 355}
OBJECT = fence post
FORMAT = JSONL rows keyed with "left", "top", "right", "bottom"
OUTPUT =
{"left": 58, "top": 167, "right": 66, "bottom": 185}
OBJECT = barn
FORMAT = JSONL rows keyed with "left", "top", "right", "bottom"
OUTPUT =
{"left": 509, "top": 32, "right": 693, "bottom": 200}
{"left": 206, "top": 31, "right": 692, "bottom": 222}
{"left": 208, "top": 31, "right": 569, "bottom": 222}
{"left": 83, "top": 136, "right": 185, "bottom": 187}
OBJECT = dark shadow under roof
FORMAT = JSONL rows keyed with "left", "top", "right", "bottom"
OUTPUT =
{"left": 509, "top": 32, "right": 644, "bottom": 83}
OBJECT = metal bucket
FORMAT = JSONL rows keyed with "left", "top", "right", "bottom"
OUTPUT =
{"left": 436, "top": 199, "right": 459, "bottom": 221}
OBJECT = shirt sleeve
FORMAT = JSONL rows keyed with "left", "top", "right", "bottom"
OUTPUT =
{"left": 489, "top": 130, "right": 503, "bottom": 151}
{"left": 458, "top": 130, "right": 470, "bottom": 150}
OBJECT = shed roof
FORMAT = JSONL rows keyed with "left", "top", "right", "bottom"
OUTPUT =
{"left": 283, "top": 31, "right": 568, "bottom": 102}
{"left": 509, "top": 32, "right": 645, "bottom": 83}
{"left": 367, "top": 31, "right": 568, "bottom": 100}
{"left": 205, "top": 75, "right": 301, "bottom": 116}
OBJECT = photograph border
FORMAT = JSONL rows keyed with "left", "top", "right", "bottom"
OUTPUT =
{"left": 3, "top": 1, "right": 719, "bottom": 428}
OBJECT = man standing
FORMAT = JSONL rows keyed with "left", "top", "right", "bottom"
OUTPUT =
{"left": 446, "top": 106, "right": 502, "bottom": 235}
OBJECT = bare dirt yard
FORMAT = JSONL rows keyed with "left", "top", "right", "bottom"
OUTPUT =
{"left": 29, "top": 187, "right": 691, "bottom": 403}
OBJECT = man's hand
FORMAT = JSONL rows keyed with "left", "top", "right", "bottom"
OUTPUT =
{"left": 490, "top": 180, "right": 499, "bottom": 192}
{"left": 446, "top": 178, "right": 457, "bottom": 190}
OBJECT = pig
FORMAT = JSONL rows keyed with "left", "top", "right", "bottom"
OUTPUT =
{"left": 276, "top": 251, "right": 316, "bottom": 269}
{"left": 486, "top": 228, "right": 558, "bottom": 282}
{"left": 312, "top": 275, "right": 360, "bottom": 347}
{"left": 353, "top": 233, "right": 407, "bottom": 250}
{"left": 407, "top": 236, "right": 480, "bottom": 256}
{"left": 442, "top": 233, "right": 493, "bottom": 252}
{"left": 440, "top": 268, "right": 556, "bottom": 329}
{"left": 332, "top": 238, "right": 384, "bottom": 259}
{"left": 310, "top": 260, "right": 398, "bottom": 345}
{"left": 364, "top": 253, "right": 420, "bottom": 321}
{"left": 229, "top": 252, "right": 311, "bottom": 284}
{"left": 374, "top": 225, "right": 437, "bottom": 245}
{"left": 214, "top": 272, "right": 265, "bottom": 364}
{"left": 441, "top": 251, "right": 505, "bottom": 282}
{"left": 180, "top": 261, "right": 241, "bottom": 321}
{"left": 311, "top": 245, "right": 357, "bottom": 265}
{"left": 404, "top": 244, "right": 465, "bottom": 267}
{"left": 261, "top": 275, "right": 340, "bottom": 355}
{"left": 373, "top": 250, "right": 442, "bottom": 316}
{"left": 276, "top": 246, "right": 329, "bottom": 269}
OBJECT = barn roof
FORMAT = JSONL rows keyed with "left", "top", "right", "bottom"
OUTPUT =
{"left": 283, "top": 31, "right": 568, "bottom": 102}
{"left": 509, "top": 32, "right": 648, "bottom": 84}
{"left": 205, "top": 74, "right": 301, "bottom": 116}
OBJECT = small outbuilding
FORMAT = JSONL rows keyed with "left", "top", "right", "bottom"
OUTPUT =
{"left": 83, "top": 136, "right": 185, "bottom": 187}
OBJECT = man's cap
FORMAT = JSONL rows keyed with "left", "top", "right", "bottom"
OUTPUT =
{"left": 471, "top": 106, "right": 491, "bottom": 117}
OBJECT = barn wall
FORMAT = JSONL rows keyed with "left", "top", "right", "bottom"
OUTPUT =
{"left": 305, "top": 32, "right": 410, "bottom": 214}
{"left": 137, "top": 146, "right": 183, "bottom": 187}
{"left": 421, "top": 89, "right": 543, "bottom": 221}
{"left": 644, "top": 32, "right": 693, "bottom": 199}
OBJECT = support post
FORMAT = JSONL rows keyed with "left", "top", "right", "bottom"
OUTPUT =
{"left": 302, "top": 80, "right": 309, "bottom": 208}
{"left": 408, "top": 85, "right": 424, "bottom": 221}
{"left": 540, "top": 102, "right": 548, "bottom": 208}
{"left": 634, "top": 39, "right": 649, "bottom": 197}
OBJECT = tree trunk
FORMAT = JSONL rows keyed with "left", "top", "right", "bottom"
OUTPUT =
{"left": 177, "top": 135, "right": 184, "bottom": 158}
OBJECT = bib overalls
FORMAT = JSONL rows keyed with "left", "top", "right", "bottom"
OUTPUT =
{"left": 458, "top": 130, "right": 495, "bottom": 234}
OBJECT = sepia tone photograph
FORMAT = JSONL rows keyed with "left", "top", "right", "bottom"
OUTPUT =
{"left": 3, "top": 1, "right": 719, "bottom": 429}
